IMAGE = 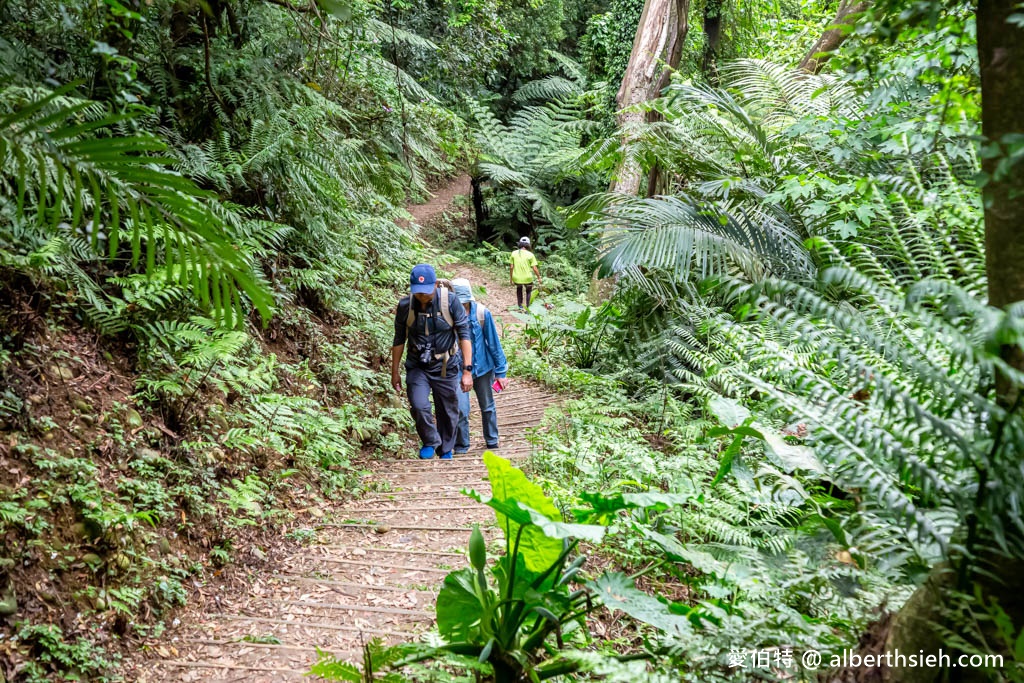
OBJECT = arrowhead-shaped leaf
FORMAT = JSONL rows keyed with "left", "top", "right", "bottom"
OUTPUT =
{"left": 484, "top": 452, "right": 563, "bottom": 573}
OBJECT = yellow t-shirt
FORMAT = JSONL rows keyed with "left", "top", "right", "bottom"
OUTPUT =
{"left": 510, "top": 248, "right": 538, "bottom": 284}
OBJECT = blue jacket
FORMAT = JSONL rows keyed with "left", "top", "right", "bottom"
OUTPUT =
{"left": 468, "top": 302, "right": 508, "bottom": 379}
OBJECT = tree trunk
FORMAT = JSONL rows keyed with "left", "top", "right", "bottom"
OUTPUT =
{"left": 701, "top": 0, "right": 723, "bottom": 83}
{"left": 797, "top": 0, "right": 869, "bottom": 74}
{"left": 609, "top": 0, "right": 690, "bottom": 196}
{"left": 471, "top": 175, "right": 493, "bottom": 243}
{"left": 980, "top": 0, "right": 1024, "bottom": 403}
{"left": 881, "top": 3, "right": 1024, "bottom": 681}
{"left": 592, "top": 0, "right": 690, "bottom": 302}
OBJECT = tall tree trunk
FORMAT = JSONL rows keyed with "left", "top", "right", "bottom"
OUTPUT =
{"left": 609, "top": 0, "right": 690, "bottom": 196}
{"left": 797, "top": 0, "right": 869, "bottom": 74}
{"left": 592, "top": 0, "right": 690, "bottom": 302}
{"left": 881, "top": 3, "right": 1024, "bottom": 682}
{"left": 471, "top": 175, "right": 493, "bottom": 243}
{"left": 980, "top": 0, "right": 1024, "bottom": 403}
{"left": 701, "top": 0, "right": 723, "bottom": 84}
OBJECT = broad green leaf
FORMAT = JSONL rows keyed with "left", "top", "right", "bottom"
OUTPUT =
{"left": 761, "top": 431, "right": 825, "bottom": 476}
{"left": 711, "top": 432, "right": 747, "bottom": 487}
{"left": 574, "top": 306, "right": 591, "bottom": 330}
{"left": 637, "top": 527, "right": 761, "bottom": 590}
{"left": 707, "top": 396, "right": 750, "bottom": 427}
{"left": 316, "top": 0, "right": 352, "bottom": 20}
{"left": 436, "top": 568, "right": 483, "bottom": 643}
{"left": 707, "top": 425, "right": 764, "bottom": 439}
{"left": 575, "top": 491, "right": 693, "bottom": 522}
{"left": 484, "top": 453, "right": 562, "bottom": 573}
{"left": 494, "top": 551, "right": 546, "bottom": 601}
{"left": 522, "top": 506, "right": 606, "bottom": 542}
{"left": 589, "top": 572, "right": 693, "bottom": 636}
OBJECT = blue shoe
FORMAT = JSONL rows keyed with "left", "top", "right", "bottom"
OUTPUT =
{"left": 440, "top": 451, "right": 453, "bottom": 460}
{"left": 418, "top": 446, "right": 435, "bottom": 460}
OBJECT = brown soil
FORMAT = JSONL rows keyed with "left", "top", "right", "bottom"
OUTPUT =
{"left": 404, "top": 174, "right": 471, "bottom": 228}
{"left": 127, "top": 175, "right": 559, "bottom": 682}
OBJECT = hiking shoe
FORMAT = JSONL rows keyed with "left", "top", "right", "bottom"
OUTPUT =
{"left": 486, "top": 443, "right": 499, "bottom": 450}
{"left": 440, "top": 451, "right": 453, "bottom": 460}
{"left": 454, "top": 449, "right": 469, "bottom": 455}
{"left": 418, "top": 446, "right": 435, "bottom": 460}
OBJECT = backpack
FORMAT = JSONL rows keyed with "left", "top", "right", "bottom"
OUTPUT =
{"left": 403, "top": 279, "right": 459, "bottom": 376}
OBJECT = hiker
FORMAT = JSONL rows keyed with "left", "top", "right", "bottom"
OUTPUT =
{"left": 391, "top": 264, "right": 474, "bottom": 460}
{"left": 510, "top": 236, "right": 542, "bottom": 311}
{"left": 450, "top": 279, "right": 508, "bottom": 454}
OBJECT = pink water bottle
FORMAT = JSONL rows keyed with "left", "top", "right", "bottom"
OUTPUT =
{"left": 492, "top": 378, "right": 505, "bottom": 393}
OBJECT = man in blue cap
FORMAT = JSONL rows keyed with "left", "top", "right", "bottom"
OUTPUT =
{"left": 449, "top": 278, "right": 508, "bottom": 454}
{"left": 391, "top": 264, "right": 473, "bottom": 460}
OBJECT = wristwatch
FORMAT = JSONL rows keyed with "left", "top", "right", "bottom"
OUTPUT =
{"left": 464, "top": 365, "right": 473, "bottom": 372}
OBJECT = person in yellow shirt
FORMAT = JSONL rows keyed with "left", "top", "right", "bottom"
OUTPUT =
{"left": 509, "top": 236, "right": 542, "bottom": 311}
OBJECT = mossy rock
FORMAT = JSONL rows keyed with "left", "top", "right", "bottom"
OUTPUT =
{"left": 124, "top": 408, "right": 144, "bottom": 429}
{"left": 138, "top": 447, "right": 162, "bottom": 464}
{"left": 0, "top": 576, "right": 17, "bottom": 616}
{"left": 48, "top": 364, "right": 76, "bottom": 381}
{"left": 0, "top": 587, "right": 16, "bottom": 616}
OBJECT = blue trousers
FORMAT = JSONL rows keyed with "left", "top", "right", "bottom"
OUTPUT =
{"left": 456, "top": 371, "right": 499, "bottom": 452}
{"left": 406, "top": 364, "right": 461, "bottom": 454}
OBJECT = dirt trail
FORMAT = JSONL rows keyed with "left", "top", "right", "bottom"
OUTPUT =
{"left": 135, "top": 176, "right": 555, "bottom": 682}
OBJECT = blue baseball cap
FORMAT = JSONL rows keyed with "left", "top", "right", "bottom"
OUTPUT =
{"left": 410, "top": 264, "right": 437, "bottom": 294}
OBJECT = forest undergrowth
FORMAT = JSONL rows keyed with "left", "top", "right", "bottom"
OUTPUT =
{"left": 4, "top": 0, "right": 1024, "bottom": 681}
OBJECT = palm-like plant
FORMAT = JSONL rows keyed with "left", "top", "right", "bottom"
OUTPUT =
{"left": 594, "top": 56, "right": 1014, "bottom": 625}
{"left": 469, "top": 98, "right": 593, "bottom": 243}
{"left": 720, "top": 264, "right": 1024, "bottom": 581}
{"left": 0, "top": 86, "right": 273, "bottom": 323}
{"left": 469, "top": 54, "right": 611, "bottom": 245}
{"left": 581, "top": 58, "right": 982, "bottom": 303}
{"left": 568, "top": 192, "right": 813, "bottom": 285}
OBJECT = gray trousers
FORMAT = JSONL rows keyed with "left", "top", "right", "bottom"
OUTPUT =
{"left": 406, "top": 364, "right": 461, "bottom": 454}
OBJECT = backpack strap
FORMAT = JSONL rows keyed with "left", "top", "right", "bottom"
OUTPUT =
{"left": 438, "top": 286, "right": 458, "bottom": 378}
{"left": 475, "top": 303, "right": 488, "bottom": 327}
{"left": 439, "top": 286, "right": 454, "bottom": 329}
{"left": 402, "top": 289, "right": 460, "bottom": 377}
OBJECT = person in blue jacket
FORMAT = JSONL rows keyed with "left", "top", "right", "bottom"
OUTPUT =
{"left": 450, "top": 278, "right": 508, "bottom": 453}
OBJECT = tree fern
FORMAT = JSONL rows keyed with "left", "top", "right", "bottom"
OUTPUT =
{"left": 569, "top": 193, "right": 812, "bottom": 283}
{"left": 0, "top": 86, "right": 273, "bottom": 324}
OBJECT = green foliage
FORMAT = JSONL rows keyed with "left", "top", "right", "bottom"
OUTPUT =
{"left": 577, "top": 0, "right": 646, "bottom": 85}
{"left": 521, "top": 388, "right": 895, "bottom": 681}
{"left": 324, "top": 453, "right": 649, "bottom": 682}
{"left": 512, "top": 297, "right": 623, "bottom": 370}
{"left": 2, "top": 0, "right": 1014, "bottom": 679}
{"left": 469, "top": 52, "right": 614, "bottom": 246}
{"left": 0, "top": 0, "right": 469, "bottom": 676}
{"left": 0, "top": 87, "right": 273, "bottom": 324}
{"left": 571, "top": 192, "right": 812, "bottom": 284}
{"left": 394, "top": 0, "right": 594, "bottom": 108}
{"left": 548, "top": 4, "right": 1021, "bottom": 673}
{"left": 13, "top": 623, "right": 120, "bottom": 682}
